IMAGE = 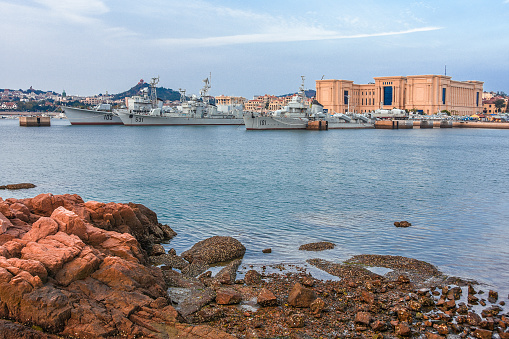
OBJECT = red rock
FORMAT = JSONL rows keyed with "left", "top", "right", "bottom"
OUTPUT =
{"left": 2, "top": 239, "right": 26, "bottom": 257}
{"left": 395, "top": 322, "right": 412, "bottom": 336}
{"left": 257, "top": 287, "right": 278, "bottom": 307}
{"left": 97, "top": 231, "right": 144, "bottom": 263}
{"left": 0, "top": 211, "right": 13, "bottom": 234}
{"left": 61, "top": 300, "right": 117, "bottom": 339}
{"left": 468, "top": 294, "right": 479, "bottom": 303}
{"left": 29, "top": 194, "right": 85, "bottom": 218}
{"left": 480, "top": 318, "right": 495, "bottom": 331}
{"left": 371, "top": 320, "right": 387, "bottom": 331}
{"left": 301, "top": 276, "right": 315, "bottom": 287}
{"left": 0, "top": 319, "right": 61, "bottom": 339}
{"left": 287, "top": 313, "right": 306, "bottom": 328}
{"left": 355, "top": 311, "right": 372, "bottom": 325}
{"left": 473, "top": 329, "right": 493, "bottom": 339}
{"left": 310, "top": 297, "right": 326, "bottom": 315}
{"left": 426, "top": 333, "right": 444, "bottom": 339}
{"left": 436, "top": 323, "right": 449, "bottom": 335}
{"left": 445, "top": 299, "right": 456, "bottom": 309}
{"left": 84, "top": 200, "right": 106, "bottom": 218}
{"left": 6, "top": 258, "right": 48, "bottom": 282}
{"left": 13, "top": 270, "right": 43, "bottom": 289}
{"left": 9, "top": 203, "right": 31, "bottom": 222}
{"left": 244, "top": 269, "right": 262, "bottom": 285}
{"left": 0, "top": 267, "right": 14, "bottom": 282}
{"left": 21, "top": 232, "right": 85, "bottom": 275}
{"left": 91, "top": 256, "right": 166, "bottom": 298}
{"left": 0, "top": 202, "right": 13, "bottom": 218}
{"left": 288, "top": 282, "right": 317, "bottom": 308}
{"left": 30, "top": 193, "right": 65, "bottom": 216}
{"left": 84, "top": 224, "right": 109, "bottom": 246}
{"left": 467, "top": 312, "right": 482, "bottom": 326}
{"left": 361, "top": 290, "right": 375, "bottom": 304}
{"left": 397, "top": 274, "right": 410, "bottom": 283}
{"left": 54, "top": 246, "right": 102, "bottom": 286}
{"left": 174, "top": 323, "right": 237, "bottom": 339}
{"left": 151, "top": 244, "right": 166, "bottom": 256}
{"left": 489, "top": 290, "right": 498, "bottom": 302}
{"left": 150, "top": 297, "right": 169, "bottom": 309}
{"left": 18, "top": 285, "right": 72, "bottom": 332}
{"left": 396, "top": 307, "right": 413, "bottom": 323}
{"left": 50, "top": 207, "right": 89, "bottom": 241}
{"left": 214, "top": 259, "right": 241, "bottom": 285}
{"left": 395, "top": 221, "right": 412, "bottom": 227}
{"left": 216, "top": 288, "right": 242, "bottom": 305}
{"left": 22, "top": 217, "right": 59, "bottom": 242}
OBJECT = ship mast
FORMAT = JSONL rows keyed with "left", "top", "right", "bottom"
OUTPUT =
{"left": 150, "top": 76, "right": 159, "bottom": 107}
{"left": 200, "top": 74, "right": 212, "bottom": 103}
{"left": 179, "top": 88, "right": 186, "bottom": 103}
{"left": 299, "top": 75, "right": 306, "bottom": 103}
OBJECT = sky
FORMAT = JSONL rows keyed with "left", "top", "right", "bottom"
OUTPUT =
{"left": 0, "top": 0, "right": 508, "bottom": 98}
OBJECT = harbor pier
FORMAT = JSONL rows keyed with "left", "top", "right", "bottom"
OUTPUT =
{"left": 19, "top": 116, "right": 51, "bottom": 127}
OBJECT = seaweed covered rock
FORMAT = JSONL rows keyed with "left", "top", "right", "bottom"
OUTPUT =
{"left": 298, "top": 241, "right": 335, "bottom": 251}
{"left": 181, "top": 236, "right": 246, "bottom": 265}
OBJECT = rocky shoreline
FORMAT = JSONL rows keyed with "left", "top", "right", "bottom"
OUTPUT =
{"left": 0, "top": 194, "right": 507, "bottom": 338}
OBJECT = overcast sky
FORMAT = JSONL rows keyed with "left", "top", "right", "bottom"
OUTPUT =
{"left": 1, "top": 0, "right": 508, "bottom": 98}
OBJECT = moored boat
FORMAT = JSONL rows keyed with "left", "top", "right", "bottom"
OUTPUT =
{"left": 61, "top": 104, "right": 122, "bottom": 125}
{"left": 244, "top": 76, "right": 325, "bottom": 130}
{"left": 115, "top": 77, "right": 244, "bottom": 126}
{"left": 326, "top": 113, "right": 374, "bottom": 129}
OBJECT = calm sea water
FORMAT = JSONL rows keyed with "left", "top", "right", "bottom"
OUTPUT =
{"left": 1, "top": 119, "right": 508, "bottom": 295}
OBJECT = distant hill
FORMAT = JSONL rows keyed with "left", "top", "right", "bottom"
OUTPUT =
{"left": 112, "top": 82, "right": 181, "bottom": 101}
{"left": 278, "top": 89, "right": 316, "bottom": 98}
{"left": 0, "top": 88, "right": 58, "bottom": 95}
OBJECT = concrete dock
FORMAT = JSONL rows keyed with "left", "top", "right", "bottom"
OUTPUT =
{"left": 19, "top": 116, "right": 51, "bottom": 127}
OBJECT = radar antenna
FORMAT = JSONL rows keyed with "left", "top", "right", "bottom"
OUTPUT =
{"left": 200, "top": 74, "right": 212, "bottom": 100}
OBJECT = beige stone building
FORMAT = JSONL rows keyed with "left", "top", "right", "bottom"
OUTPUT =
{"left": 245, "top": 94, "right": 314, "bottom": 113}
{"left": 316, "top": 75, "right": 483, "bottom": 116}
{"left": 215, "top": 95, "right": 246, "bottom": 106}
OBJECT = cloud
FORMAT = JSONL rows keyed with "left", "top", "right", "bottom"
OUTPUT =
{"left": 34, "top": 0, "right": 109, "bottom": 24}
{"left": 154, "top": 26, "right": 442, "bottom": 47}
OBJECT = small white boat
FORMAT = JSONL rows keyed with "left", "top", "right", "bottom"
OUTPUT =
{"left": 61, "top": 104, "right": 122, "bottom": 125}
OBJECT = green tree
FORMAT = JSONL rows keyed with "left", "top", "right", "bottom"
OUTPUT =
{"left": 494, "top": 99, "right": 506, "bottom": 112}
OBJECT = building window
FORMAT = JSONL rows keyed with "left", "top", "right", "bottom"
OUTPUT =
{"left": 383, "top": 86, "right": 393, "bottom": 106}
{"left": 344, "top": 90, "right": 349, "bottom": 105}
{"left": 442, "top": 88, "right": 446, "bottom": 105}
{"left": 476, "top": 92, "right": 479, "bottom": 107}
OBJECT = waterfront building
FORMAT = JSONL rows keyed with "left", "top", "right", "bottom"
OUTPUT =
{"left": 245, "top": 94, "right": 314, "bottom": 113}
{"left": 483, "top": 97, "right": 508, "bottom": 114}
{"left": 316, "top": 75, "right": 483, "bottom": 116}
{"left": 215, "top": 95, "right": 246, "bottom": 106}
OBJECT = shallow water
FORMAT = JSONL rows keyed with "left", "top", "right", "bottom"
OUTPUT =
{"left": 1, "top": 119, "right": 508, "bottom": 296}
